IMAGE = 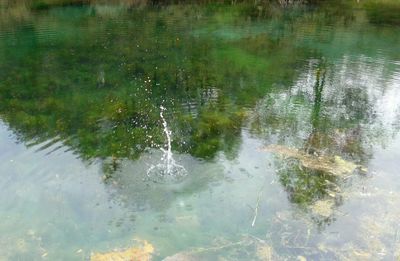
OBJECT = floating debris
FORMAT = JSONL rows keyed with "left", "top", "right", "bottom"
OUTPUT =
{"left": 91, "top": 240, "right": 154, "bottom": 261}
{"left": 263, "top": 145, "right": 364, "bottom": 177}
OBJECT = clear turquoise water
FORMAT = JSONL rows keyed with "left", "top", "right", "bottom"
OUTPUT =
{"left": 0, "top": 3, "right": 400, "bottom": 260}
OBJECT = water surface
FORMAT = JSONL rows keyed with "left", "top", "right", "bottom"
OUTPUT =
{"left": 0, "top": 3, "right": 400, "bottom": 260}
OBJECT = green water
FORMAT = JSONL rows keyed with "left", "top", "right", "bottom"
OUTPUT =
{"left": 1, "top": 2, "right": 400, "bottom": 260}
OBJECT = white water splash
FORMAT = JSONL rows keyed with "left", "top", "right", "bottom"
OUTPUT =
{"left": 146, "top": 106, "right": 187, "bottom": 182}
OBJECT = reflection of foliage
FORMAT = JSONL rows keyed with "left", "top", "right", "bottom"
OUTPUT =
{"left": 275, "top": 156, "right": 344, "bottom": 228}
{"left": 1, "top": 0, "right": 399, "bottom": 217}
{"left": 187, "top": 106, "right": 245, "bottom": 159}
{"left": 0, "top": 3, "right": 308, "bottom": 166}
{"left": 278, "top": 159, "right": 337, "bottom": 205}
{"left": 364, "top": 0, "right": 400, "bottom": 25}
{"left": 252, "top": 43, "right": 399, "bottom": 224}
{"left": 0, "top": 6, "right": 230, "bottom": 162}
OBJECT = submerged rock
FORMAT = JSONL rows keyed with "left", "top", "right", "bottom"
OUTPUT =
{"left": 310, "top": 199, "right": 335, "bottom": 218}
{"left": 255, "top": 242, "right": 274, "bottom": 260}
{"left": 91, "top": 240, "right": 154, "bottom": 261}
{"left": 263, "top": 145, "right": 364, "bottom": 177}
{"left": 163, "top": 252, "right": 196, "bottom": 261}
{"left": 162, "top": 235, "right": 278, "bottom": 261}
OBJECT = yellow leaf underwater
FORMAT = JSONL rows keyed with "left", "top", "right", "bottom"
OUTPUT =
{"left": 91, "top": 240, "right": 154, "bottom": 261}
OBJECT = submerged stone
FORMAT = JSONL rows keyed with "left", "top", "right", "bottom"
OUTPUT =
{"left": 91, "top": 240, "right": 154, "bottom": 261}
{"left": 310, "top": 199, "right": 335, "bottom": 218}
{"left": 255, "top": 242, "right": 274, "bottom": 260}
{"left": 163, "top": 252, "right": 196, "bottom": 261}
{"left": 162, "top": 235, "right": 278, "bottom": 261}
{"left": 263, "top": 145, "right": 364, "bottom": 177}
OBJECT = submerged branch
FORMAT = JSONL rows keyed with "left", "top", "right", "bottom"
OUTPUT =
{"left": 251, "top": 185, "right": 265, "bottom": 227}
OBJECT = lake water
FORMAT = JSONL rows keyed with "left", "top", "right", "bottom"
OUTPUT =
{"left": 0, "top": 2, "right": 400, "bottom": 260}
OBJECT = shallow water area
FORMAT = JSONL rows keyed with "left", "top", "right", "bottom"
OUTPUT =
{"left": 1, "top": 1, "right": 400, "bottom": 260}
